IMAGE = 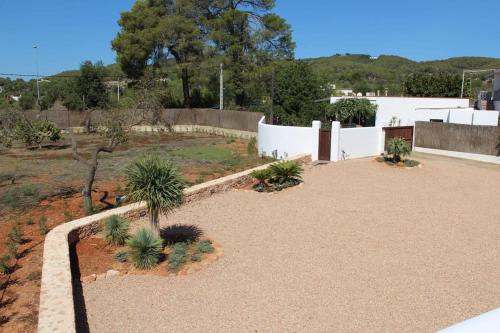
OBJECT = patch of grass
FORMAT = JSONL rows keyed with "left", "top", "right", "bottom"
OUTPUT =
{"left": 103, "top": 215, "right": 130, "bottom": 246}
{"left": 1, "top": 188, "right": 22, "bottom": 209}
{"left": 247, "top": 137, "right": 257, "bottom": 156}
{"left": 127, "top": 228, "right": 163, "bottom": 270}
{"left": 0, "top": 255, "right": 11, "bottom": 275}
{"left": 63, "top": 210, "right": 73, "bottom": 222}
{"left": 226, "top": 138, "right": 235, "bottom": 144}
{"left": 191, "top": 253, "right": 202, "bottom": 262}
{"left": 113, "top": 251, "right": 128, "bottom": 263}
{"left": 404, "top": 159, "right": 420, "bottom": 167}
{"left": 170, "top": 146, "right": 235, "bottom": 162}
{"left": 39, "top": 217, "right": 48, "bottom": 235}
{"left": 8, "top": 225, "right": 23, "bottom": 244}
{"left": 20, "top": 183, "right": 39, "bottom": 197}
{"left": 26, "top": 270, "right": 42, "bottom": 281}
{"left": 26, "top": 218, "right": 34, "bottom": 226}
{"left": 6, "top": 241, "right": 17, "bottom": 259}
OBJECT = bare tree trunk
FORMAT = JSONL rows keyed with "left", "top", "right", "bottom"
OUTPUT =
{"left": 150, "top": 207, "right": 160, "bottom": 236}
{"left": 82, "top": 163, "right": 97, "bottom": 215}
{"left": 181, "top": 67, "right": 190, "bottom": 108}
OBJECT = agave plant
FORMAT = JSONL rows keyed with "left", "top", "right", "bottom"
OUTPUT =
{"left": 387, "top": 137, "right": 411, "bottom": 163}
{"left": 269, "top": 160, "right": 303, "bottom": 184}
{"left": 103, "top": 215, "right": 130, "bottom": 246}
{"left": 126, "top": 228, "right": 163, "bottom": 270}
{"left": 125, "top": 155, "right": 186, "bottom": 235}
{"left": 250, "top": 168, "right": 272, "bottom": 186}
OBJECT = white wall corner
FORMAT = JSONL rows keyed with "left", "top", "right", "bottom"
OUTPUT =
{"left": 311, "top": 121, "right": 321, "bottom": 161}
{"left": 379, "top": 127, "right": 386, "bottom": 154}
{"left": 330, "top": 121, "right": 341, "bottom": 161}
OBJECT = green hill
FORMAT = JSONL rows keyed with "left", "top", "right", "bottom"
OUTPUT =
{"left": 304, "top": 54, "right": 500, "bottom": 95}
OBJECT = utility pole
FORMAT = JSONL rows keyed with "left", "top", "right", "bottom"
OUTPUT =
{"left": 270, "top": 66, "right": 275, "bottom": 125}
{"left": 33, "top": 45, "right": 40, "bottom": 111}
{"left": 460, "top": 70, "right": 465, "bottom": 98}
{"left": 219, "top": 63, "right": 224, "bottom": 110}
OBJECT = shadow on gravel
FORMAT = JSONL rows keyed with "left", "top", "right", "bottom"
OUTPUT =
{"left": 70, "top": 244, "right": 90, "bottom": 333}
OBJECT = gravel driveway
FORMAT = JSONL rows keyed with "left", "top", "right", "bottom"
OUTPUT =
{"left": 82, "top": 154, "right": 500, "bottom": 332}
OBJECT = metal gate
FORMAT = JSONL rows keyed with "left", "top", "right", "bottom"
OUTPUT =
{"left": 318, "top": 129, "right": 331, "bottom": 161}
{"left": 383, "top": 126, "right": 414, "bottom": 150}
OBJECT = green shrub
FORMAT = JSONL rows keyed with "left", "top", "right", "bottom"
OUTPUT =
{"left": 8, "top": 225, "right": 23, "bottom": 244}
{"left": 191, "top": 254, "right": 202, "bottom": 262}
{"left": 269, "top": 160, "right": 303, "bottom": 184}
{"left": 404, "top": 159, "right": 420, "bottom": 167}
{"left": 250, "top": 168, "right": 272, "bottom": 186}
{"left": 14, "top": 119, "right": 62, "bottom": 147}
{"left": 0, "top": 255, "right": 11, "bottom": 275}
{"left": 113, "top": 251, "right": 128, "bottom": 263}
{"left": 39, "top": 217, "right": 48, "bottom": 235}
{"left": 127, "top": 228, "right": 163, "bottom": 270}
{"left": 168, "top": 242, "right": 188, "bottom": 271}
{"left": 2, "top": 188, "right": 21, "bottom": 209}
{"left": 387, "top": 137, "right": 411, "bottom": 163}
{"left": 26, "top": 218, "right": 34, "bottom": 225}
{"left": 103, "top": 215, "right": 130, "bottom": 246}
{"left": 20, "top": 183, "right": 39, "bottom": 197}
{"left": 247, "top": 137, "right": 257, "bottom": 156}
{"left": 197, "top": 240, "right": 214, "bottom": 254}
{"left": 226, "top": 138, "right": 235, "bottom": 144}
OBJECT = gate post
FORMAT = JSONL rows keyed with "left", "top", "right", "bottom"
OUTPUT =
{"left": 311, "top": 121, "right": 321, "bottom": 161}
{"left": 330, "top": 121, "right": 341, "bottom": 162}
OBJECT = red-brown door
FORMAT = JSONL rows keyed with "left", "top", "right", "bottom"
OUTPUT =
{"left": 383, "top": 126, "right": 414, "bottom": 150}
{"left": 318, "top": 129, "right": 331, "bottom": 161}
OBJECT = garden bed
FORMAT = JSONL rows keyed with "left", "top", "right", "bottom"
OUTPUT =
{"left": 375, "top": 156, "right": 422, "bottom": 168}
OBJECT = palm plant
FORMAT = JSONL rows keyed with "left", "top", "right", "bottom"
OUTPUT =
{"left": 387, "top": 137, "right": 411, "bottom": 163}
{"left": 250, "top": 168, "right": 272, "bottom": 187}
{"left": 126, "top": 228, "right": 163, "bottom": 270}
{"left": 269, "top": 160, "right": 303, "bottom": 184}
{"left": 103, "top": 215, "right": 130, "bottom": 246}
{"left": 125, "top": 155, "right": 186, "bottom": 235}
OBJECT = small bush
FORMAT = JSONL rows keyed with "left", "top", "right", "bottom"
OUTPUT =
{"left": 20, "top": 183, "right": 39, "bottom": 197}
{"left": 39, "top": 217, "right": 48, "bottom": 235}
{"left": 191, "top": 254, "right": 202, "bottom": 262}
{"left": 226, "top": 138, "right": 235, "bottom": 144}
{"left": 250, "top": 168, "right": 272, "bottom": 186}
{"left": 269, "top": 160, "right": 303, "bottom": 184}
{"left": 8, "top": 226, "right": 23, "bottom": 244}
{"left": 168, "top": 242, "right": 188, "bottom": 271}
{"left": 2, "top": 188, "right": 21, "bottom": 209}
{"left": 247, "top": 137, "right": 257, "bottom": 156}
{"left": 387, "top": 137, "right": 411, "bottom": 163}
{"left": 103, "top": 215, "right": 130, "bottom": 246}
{"left": 0, "top": 255, "right": 10, "bottom": 275}
{"left": 127, "top": 228, "right": 163, "bottom": 270}
{"left": 26, "top": 218, "right": 34, "bottom": 226}
{"left": 197, "top": 240, "right": 214, "bottom": 254}
{"left": 113, "top": 251, "right": 128, "bottom": 263}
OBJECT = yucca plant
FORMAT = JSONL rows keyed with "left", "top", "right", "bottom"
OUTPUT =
{"left": 387, "top": 137, "right": 411, "bottom": 163}
{"left": 126, "top": 228, "right": 163, "bottom": 270}
{"left": 125, "top": 155, "right": 186, "bottom": 235}
{"left": 103, "top": 215, "right": 130, "bottom": 246}
{"left": 269, "top": 160, "right": 303, "bottom": 184}
{"left": 250, "top": 168, "right": 272, "bottom": 186}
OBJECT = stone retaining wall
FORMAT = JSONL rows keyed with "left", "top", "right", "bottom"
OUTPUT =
{"left": 37, "top": 154, "right": 311, "bottom": 333}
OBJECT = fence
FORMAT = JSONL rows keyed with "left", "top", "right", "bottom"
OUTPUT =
{"left": 415, "top": 121, "right": 500, "bottom": 156}
{"left": 25, "top": 108, "right": 263, "bottom": 132}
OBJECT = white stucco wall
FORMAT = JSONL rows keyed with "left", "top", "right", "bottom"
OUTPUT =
{"left": 448, "top": 109, "right": 474, "bottom": 125}
{"left": 330, "top": 96, "right": 470, "bottom": 127}
{"left": 414, "top": 108, "right": 451, "bottom": 122}
{"left": 473, "top": 111, "right": 499, "bottom": 126}
{"left": 257, "top": 117, "right": 320, "bottom": 160}
{"left": 338, "top": 126, "right": 385, "bottom": 160}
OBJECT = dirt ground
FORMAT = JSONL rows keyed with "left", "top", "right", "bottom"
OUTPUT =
{"left": 0, "top": 132, "right": 268, "bottom": 333}
{"left": 83, "top": 154, "right": 500, "bottom": 333}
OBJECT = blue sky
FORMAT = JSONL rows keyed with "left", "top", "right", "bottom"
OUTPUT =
{"left": 1, "top": 0, "right": 499, "bottom": 76}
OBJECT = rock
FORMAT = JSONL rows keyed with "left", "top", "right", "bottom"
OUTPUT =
{"left": 105, "top": 270, "right": 120, "bottom": 278}
{"left": 96, "top": 273, "right": 106, "bottom": 281}
{"left": 81, "top": 274, "right": 96, "bottom": 284}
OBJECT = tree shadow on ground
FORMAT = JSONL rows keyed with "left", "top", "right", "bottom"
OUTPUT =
{"left": 160, "top": 224, "right": 203, "bottom": 245}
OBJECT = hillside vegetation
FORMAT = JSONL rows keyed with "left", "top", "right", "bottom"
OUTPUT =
{"left": 304, "top": 54, "right": 500, "bottom": 95}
